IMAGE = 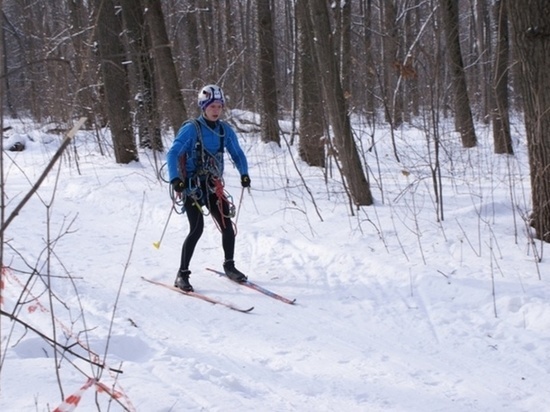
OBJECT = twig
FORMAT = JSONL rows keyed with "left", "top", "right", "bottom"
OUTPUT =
{"left": 99, "top": 192, "right": 145, "bottom": 380}
{"left": 0, "top": 309, "right": 122, "bottom": 373}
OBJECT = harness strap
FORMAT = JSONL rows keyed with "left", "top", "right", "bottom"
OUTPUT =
{"left": 193, "top": 119, "right": 225, "bottom": 175}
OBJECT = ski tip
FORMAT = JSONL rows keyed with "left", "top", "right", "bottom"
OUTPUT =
{"left": 232, "top": 305, "right": 254, "bottom": 313}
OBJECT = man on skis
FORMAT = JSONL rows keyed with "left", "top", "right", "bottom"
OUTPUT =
{"left": 166, "top": 84, "right": 251, "bottom": 292}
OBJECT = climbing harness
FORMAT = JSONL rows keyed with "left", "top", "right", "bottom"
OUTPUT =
{"left": 169, "top": 118, "right": 238, "bottom": 231}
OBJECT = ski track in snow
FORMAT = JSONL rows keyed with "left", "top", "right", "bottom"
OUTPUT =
{"left": 2, "top": 119, "right": 550, "bottom": 411}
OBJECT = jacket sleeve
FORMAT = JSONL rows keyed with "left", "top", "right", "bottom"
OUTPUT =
{"left": 224, "top": 124, "right": 248, "bottom": 176}
{"left": 167, "top": 122, "right": 195, "bottom": 182}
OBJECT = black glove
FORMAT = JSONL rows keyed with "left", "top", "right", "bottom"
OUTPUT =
{"left": 171, "top": 177, "right": 186, "bottom": 193}
{"left": 241, "top": 174, "right": 251, "bottom": 188}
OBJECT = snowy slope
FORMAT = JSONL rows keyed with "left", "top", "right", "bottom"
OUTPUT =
{"left": 1, "top": 116, "right": 549, "bottom": 412}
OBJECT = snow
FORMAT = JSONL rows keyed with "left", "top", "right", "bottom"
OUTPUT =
{"left": 1, "top": 115, "right": 550, "bottom": 412}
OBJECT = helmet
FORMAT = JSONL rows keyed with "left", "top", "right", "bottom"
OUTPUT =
{"left": 198, "top": 84, "right": 225, "bottom": 110}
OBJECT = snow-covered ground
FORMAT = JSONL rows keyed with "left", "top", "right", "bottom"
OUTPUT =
{"left": 1, "top": 114, "right": 549, "bottom": 411}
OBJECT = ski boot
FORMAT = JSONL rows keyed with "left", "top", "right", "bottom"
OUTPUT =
{"left": 174, "top": 269, "right": 194, "bottom": 292}
{"left": 223, "top": 260, "right": 248, "bottom": 283}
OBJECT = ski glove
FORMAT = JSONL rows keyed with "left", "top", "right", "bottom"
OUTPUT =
{"left": 241, "top": 175, "right": 251, "bottom": 188}
{"left": 171, "top": 177, "right": 186, "bottom": 193}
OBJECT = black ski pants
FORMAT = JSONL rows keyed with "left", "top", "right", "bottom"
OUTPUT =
{"left": 179, "top": 189, "right": 235, "bottom": 271}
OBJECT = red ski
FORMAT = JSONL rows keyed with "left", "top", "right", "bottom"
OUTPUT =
{"left": 206, "top": 268, "right": 296, "bottom": 305}
{"left": 141, "top": 277, "right": 254, "bottom": 313}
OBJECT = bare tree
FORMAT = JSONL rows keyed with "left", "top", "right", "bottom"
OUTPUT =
{"left": 296, "top": 0, "right": 325, "bottom": 167}
{"left": 307, "top": 0, "right": 373, "bottom": 206}
{"left": 2, "top": 0, "right": 17, "bottom": 118}
{"left": 491, "top": 0, "right": 513, "bottom": 155}
{"left": 119, "top": 0, "right": 162, "bottom": 151}
{"left": 440, "top": 0, "right": 477, "bottom": 147}
{"left": 360, "top": 0, "right": 376, "bottom": 117}
{"left": 142, "top": 0, "right": 187, "bottom": 134}
{"left": 508, "top": 0, "right": 550, "bottom": 242}
{"left": 67, "top": 0, "right": 101, "bottom": 124}
{"left": 185, "top": 0, "right": 201, "bottom": 92}
{"left": 471, "top": 0, "right": 492, "bottom": 123}
{"left": 95, "top": 0, "right": 138, "bottom": 164}
{"left": 381, "top": 1, "right": 403, "bottom": 128}
{"left": 257, "top": 0, "right": 280, "bottom": 145}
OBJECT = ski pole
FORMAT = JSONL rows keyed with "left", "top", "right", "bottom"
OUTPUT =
{"left": 153, "top": 206, "right": 174, "bottom": 249}
{"left": 235, "top": 186, "right": 246, "bottom": 225}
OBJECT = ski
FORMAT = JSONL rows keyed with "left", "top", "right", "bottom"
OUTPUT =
{"left": 141, "top": 277, "right": 254, "bottom": 313}
{"left": 206, "top": 268, "right": 296, "bottom": 305}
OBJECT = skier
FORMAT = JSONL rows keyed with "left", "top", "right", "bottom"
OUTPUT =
{"left": 166, "top": 84, "right": 251, "bottom": 292}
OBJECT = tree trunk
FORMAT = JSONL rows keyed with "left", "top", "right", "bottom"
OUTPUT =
{"left": 492, "top": 0, "right": 513, "bottom": 155}
{"left": 95, "top": 0, "right": 138, "bottom": 164}
{"left": 296, "top": 0, "right": 325, "bottom": 167}
{"left": 307, "top": 0, "right": 373, "bottom": 206}
{"left": 257, "top": 0, "right": 280, "bottom": 145}
{"left": 68, "top": 0, "right": 97, "bottom": 123}
{"left": 440, "top": 0, "right": 477, "bottom": 147}
{"left": 142, "top": 0, "right": 187, "bottom": 134}
{"left": 185, "top": 0, "right": 201, "bottom": 92}
{"left": 361, "top": 0, "right": 375, "bottom": 116}
{"left": 339, "top": 1, "right": 351, "bottom": 95}
{"left": 508, "top": 0, "right": 550, "bottom": 242}
{"left": 197, "top": 0, "right": 214, "bottom": 79}
{"left": 473, "top": 0, "right": 492, "bottom": 123}
{"left": 1, "top": 2, "right": 16, "bottom": 118}
{"left": 381, "top": 1, "right": 403, "bottom": 128}
{"left": 119, "top": 0, "right": 162, "bottom": 151}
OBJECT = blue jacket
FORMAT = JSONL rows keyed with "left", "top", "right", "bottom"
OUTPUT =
{"left": 167, "top": 115, "right": 248, "bottom": 183}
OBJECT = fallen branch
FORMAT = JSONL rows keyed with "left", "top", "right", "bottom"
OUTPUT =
{"left": 1, "top": 117, "right": 87, "bottom": 234}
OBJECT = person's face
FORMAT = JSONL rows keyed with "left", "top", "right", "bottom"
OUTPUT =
{"left": 204, "top": 102, "right": 223, "bottom": 121}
